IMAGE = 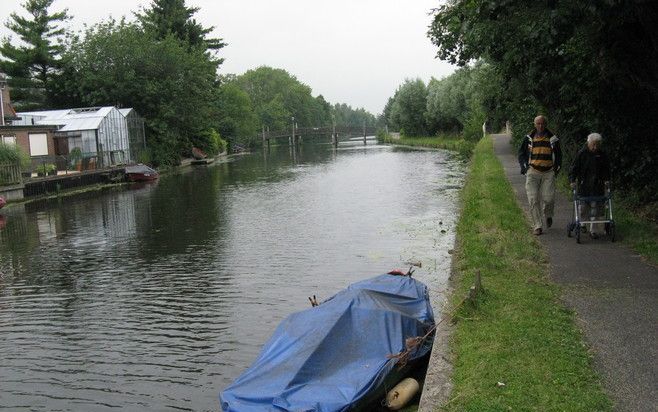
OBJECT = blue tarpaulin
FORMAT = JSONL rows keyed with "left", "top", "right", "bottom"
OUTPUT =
{"left": 220, "top": 273, "right": 434, "bottom": 412}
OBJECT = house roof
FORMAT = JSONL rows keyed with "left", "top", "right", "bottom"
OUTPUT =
{"left": 16, "top": 106, "right": 119, "bottom": 131}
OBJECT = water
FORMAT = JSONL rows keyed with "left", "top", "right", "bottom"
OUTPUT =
{"left": 0, "top": 141, "right": 465, "bottom": 411}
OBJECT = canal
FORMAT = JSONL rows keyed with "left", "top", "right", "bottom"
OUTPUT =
{"left": 0, "top": 141, "right": 465, "bottom": 411}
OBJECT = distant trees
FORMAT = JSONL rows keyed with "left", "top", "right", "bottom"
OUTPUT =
{"left": 332, "top": 103, "right": 376, "bottom": 128}
{"left": 0, "top": 0, "right": 70, "bottom": 110}
{"left": 213, "top": 79, "right": 258, "bottom": 146}
{"left": 428, "top": 0, "right": 658, "bottom": 205}
{"left": 1, "top": 1, "right": 377, "bottom": 166}
{"left": 382, "top": 68, "right": 488, "bottom": 140}
{"left": 387, "top": 79, "right": 429, "bottom": 137}
{"left": 226, "top": 66, "right": 375, "bottom": 139}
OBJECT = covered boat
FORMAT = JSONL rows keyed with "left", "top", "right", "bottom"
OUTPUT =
{"left": 220, "top": 273, "right": 434, "bottom": 412}
{"left": 125, "top": 164, "right": 159, "bottom": 182}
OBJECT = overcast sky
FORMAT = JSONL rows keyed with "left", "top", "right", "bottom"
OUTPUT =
{"left": 1, "top": 0, "right": 456, "bottom": 114}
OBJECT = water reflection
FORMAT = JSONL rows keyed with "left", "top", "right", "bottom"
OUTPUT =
{"left": 0, "top": 142, "right": 465, "bottom": 411}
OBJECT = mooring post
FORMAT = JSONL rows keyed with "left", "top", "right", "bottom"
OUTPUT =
{"left": 332, "top": 117, "right": 337, "bottom": 147}
{"left": 267, "top": 126, "right": 270, "bottom": 149}
{"left": 363, "top": 121, "right": 367, "bottom": 145}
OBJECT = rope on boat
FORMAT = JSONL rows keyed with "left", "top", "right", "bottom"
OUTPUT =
{"left": 388, "top": 270, "right": 484, "bottom": 368}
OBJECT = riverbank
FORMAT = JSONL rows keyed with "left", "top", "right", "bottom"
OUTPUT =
{"left": 377, "top": 133, "right": 474, "bottom": 159}
{"left": 436, "top": 135, "right": 611, "bottom": 410}
{"left": 0, "top": 153, "right": 230, "bottom": 209}
{"left": 492, "top": 133, "right": 658, "bottom": 411}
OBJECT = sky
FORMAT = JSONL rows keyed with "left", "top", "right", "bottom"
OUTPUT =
{"left": 0, "top": 0, "right": 456, "bottom": 115}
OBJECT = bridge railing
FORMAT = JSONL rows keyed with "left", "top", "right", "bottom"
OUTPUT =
{"left": 261, "top": 126, "right": 378, "bottom": 141}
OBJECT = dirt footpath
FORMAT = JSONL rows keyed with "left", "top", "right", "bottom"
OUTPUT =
{"left": 493, "top": 133, "right": 658, "bottom": 412}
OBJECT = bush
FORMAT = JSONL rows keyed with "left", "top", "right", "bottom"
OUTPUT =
{"left": 197, "top": 128, "right": 227, "bottom": 155}
{"left": 136, "top": 148, "right": 152, "bottom": 165}
{"left": 462, "top": 105, "right": 487, "bottom": 142}
{"left": 0, "top": 143, "right": 31, "bottom": 169}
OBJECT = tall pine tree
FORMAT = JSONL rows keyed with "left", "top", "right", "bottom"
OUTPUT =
{"left": 136, "top": 0, "right": 225, "bottom": 57}
{"left": 0, "top": 0, "right": 70, "bottom": 110}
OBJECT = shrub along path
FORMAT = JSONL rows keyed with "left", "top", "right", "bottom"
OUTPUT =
{"left": 493, "top": 133, "right": 658, "bottom": 412}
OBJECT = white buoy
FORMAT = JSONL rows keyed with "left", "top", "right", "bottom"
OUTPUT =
{"left": 385, "top": 377, "right": 420, "bottom": 410}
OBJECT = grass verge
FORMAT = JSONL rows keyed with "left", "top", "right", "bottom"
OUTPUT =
{"left": 378, "top": 133, "right": 475, "bottom": 159}
{"left": 613, "top": 204, "right": 658, "bottom": 265}
{"left": 442, "top": 136, "right": 611, "bottom": 411}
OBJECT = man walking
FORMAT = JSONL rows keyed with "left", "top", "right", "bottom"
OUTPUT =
{"left": 518, "top": 115, "right": 562, "bottom": 235}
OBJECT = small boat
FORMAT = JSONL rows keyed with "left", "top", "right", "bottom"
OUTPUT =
{"left": 220, "top": 272, "right": 435, "bottom": 411}
{"left": 125, "top": 164, "right": 159, "bottom": 182}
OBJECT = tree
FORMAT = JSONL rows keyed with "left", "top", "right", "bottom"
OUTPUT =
{"left": 0, "top": 0, "right": 71, "bottom": 110}
{"left": 332, "top": 103, "right": 376, "bottom": 128}
{"left": 136, "top": 0, "right": 225, "bottom": 54}
{"left": 388, "top": 78, "right": 428, "bottom": 137}
{"left": 429, "top": 0, "right": 658, "bottom": 205}
{"left": 59, "top": 19, "right": 219, "bottom": 166}
{"left": 235, "top": 66, "right": 330, "bottom": 131}
{"left": 214, "top": 79, "right": 259, "bottom": 147}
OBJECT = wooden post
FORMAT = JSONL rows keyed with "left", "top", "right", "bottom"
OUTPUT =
{"left": 267, "top": 126, "right": 270, "bottom": 149}
{"left": 363, "top": 121, "right": 367, "bottom": 145}
{"left": 467, "top": 270, "right": 483, "bottom": 307}
{"left": 333, "top": 128, "right": 337, "bottom": 147}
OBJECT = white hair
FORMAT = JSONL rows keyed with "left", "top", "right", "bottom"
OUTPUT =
{"left": 587, "top": 133, "right": 602, "bottom": 143}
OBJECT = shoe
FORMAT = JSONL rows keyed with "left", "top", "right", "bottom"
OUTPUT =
{"left": 533, "top": 228, "right": 542, "bottom": 235}
{"left": 547, "top": 217, "right": 553, "bottom": 228}
{"left": 590, "top": 232, "right": 599, "bottom": 239}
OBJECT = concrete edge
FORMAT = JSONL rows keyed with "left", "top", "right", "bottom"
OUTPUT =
{"left": 417, "top": 237, "right": 465, "bottom": 410}
{"left": 417, "top": 297, "right": 454, "bottom": 411}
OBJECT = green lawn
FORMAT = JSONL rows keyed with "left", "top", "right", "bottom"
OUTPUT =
{"left": 441, "top": 136, "right": 611, "bottom": 411}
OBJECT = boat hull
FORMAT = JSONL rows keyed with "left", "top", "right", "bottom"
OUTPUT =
{"left": 125, "top": 164, "right": 159, "bottom": 182}
{"left": 126, "top": 172, "right": 158, "bottom": 182}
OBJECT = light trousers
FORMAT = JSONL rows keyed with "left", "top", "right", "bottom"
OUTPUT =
{"left": 580, "top": 201, "right": 605, "bottom": 234}
{"left": 525, "top": 168, "right": 556, "bottom": 230}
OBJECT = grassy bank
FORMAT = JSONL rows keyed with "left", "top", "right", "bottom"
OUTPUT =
{"left": 378, "top": 133, "right": 475, "bottom": 158}
{"left": 443, "top": 136, "right": 611, "bottom": 410}
{"left": 614, "top": 205, "right": 658, "bottom": 265}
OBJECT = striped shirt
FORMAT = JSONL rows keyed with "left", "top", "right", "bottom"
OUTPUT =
{"left": 529, "top": 134, "right": 554, "bottom": 172}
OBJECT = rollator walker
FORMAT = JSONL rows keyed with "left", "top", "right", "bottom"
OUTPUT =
{"left": 566, "top": 182, "right": 615, "bottom": 243}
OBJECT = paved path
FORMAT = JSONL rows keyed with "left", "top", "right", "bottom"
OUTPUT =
{"left": 493, "top": 133, "right": 657, "bottom": 412}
